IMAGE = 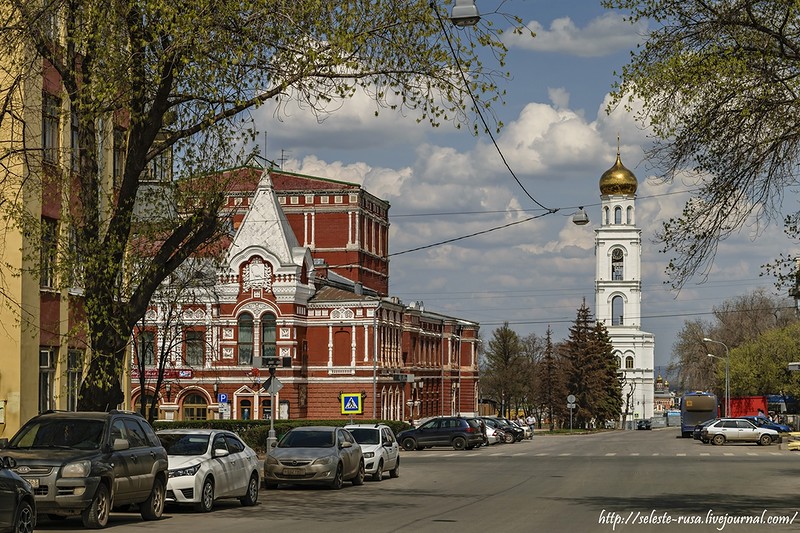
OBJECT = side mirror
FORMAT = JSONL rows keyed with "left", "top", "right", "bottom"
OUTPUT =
{"left": 0, "top": 456, "right": 15, "bottom": 469}
{"left": 212, "top": 448, "right": 230, "bottom": 458}
{"left": 0, "top": 438, "right": 8, "bottom": 449}
{"left": 113, "top": 438, "right": 130, "bottom": 451}
{"left": 270, "top": 441, "right": 277, "bottom": 448}
{"left": 340, "top": 441, "right": 352, "bottom": 449}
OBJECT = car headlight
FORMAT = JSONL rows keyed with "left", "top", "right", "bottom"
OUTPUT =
{"left": 265, "top": 455, "right": 279, "bottom": 465}
{"left": 363, "top": 452, "right": 375, "bottom": 459}
{"left": 312, "top": 455, "right": 333, "bottom": 466}
{"left": 169, "top": 464, "right": 201, "bottom": 478}
{"left": 62, "top": 460, "right": 91, "bottom": 478}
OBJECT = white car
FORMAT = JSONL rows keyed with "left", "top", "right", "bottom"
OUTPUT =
{"left": 345, "top": 424, "right": 400, "bottom": 481}
{"left": 157, "top": 428, "right": 261, "bottom": 512}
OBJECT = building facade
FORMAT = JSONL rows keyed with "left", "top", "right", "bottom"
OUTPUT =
{"left": 130, "top": 167, "right": 480, "bottom": 423}
{"left": 594, "top": 151, "right": 655, "bottom": 422}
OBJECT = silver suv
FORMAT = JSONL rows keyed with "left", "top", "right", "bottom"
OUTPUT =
{"left": 0, "top": 410, "right": 168, "bottom": 528}
{"left": 700, "top": 418, "right": 778, "bottom": 446}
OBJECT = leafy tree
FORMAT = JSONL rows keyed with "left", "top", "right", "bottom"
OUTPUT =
{"left": 669, "top": 318, "right": 717, "bottom": 393}
{"left": 561, "top": 300, "right": 620, "bottom": 428}
{"left": 604, "top": 0, "right": 800, "bottom": 289}
{"left": 480, "top": 323, "right": 524, "bottom": 417}
{"left": 0, "top": 0, "right": 522, "bottom": 410}
{"left": 724, "top": 322, "right": 800, "bottom": 397}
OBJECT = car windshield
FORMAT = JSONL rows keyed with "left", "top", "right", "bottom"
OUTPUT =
{"left": 348, "top": 428, "right": 380, "bottom": 445}
{"left": 279, "top": 430, "right": 334, "bottom": 448}
{"left": 158, "top": 433, "right": 210, "bottom": 455}
{"left": 9, "top": 419, "right": 105, "bottom": 450}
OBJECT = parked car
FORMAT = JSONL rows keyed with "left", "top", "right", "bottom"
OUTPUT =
{"left": 344, "top": 424, "right": 400, "bottom": 481}
{"left": 263, "top": 426, "right": 364, "bottom": 490}
{"left": 397, "top": 416, "right": 485, "bottom": 451}
{"left": 156, "top": 429, "right": 260, "bottom": 512}
{"left": 480, "top": 418, "right": 514, "bottom": 444}
{"left": 483, "top": 425, "right": 504, "bottom": 445}
{"left": 700, "top": 418, "right": 779, "bottom": 446}
{"left": 636, "top": 419, "right": 652, "bottom": 430}
{"left": 481, "top": 417, "right": 525, "bottom": 443}
{"left": 739, "top": 416, "right": 791, "bottom": 433}
{"left": 692, "top": 419, "right": 717, "bottom": 442}
{"left": 0, "top": 410, "right": 168, "bottom": 529}
{"left": 0, "top": 456, "right": 35, "bottom": 533}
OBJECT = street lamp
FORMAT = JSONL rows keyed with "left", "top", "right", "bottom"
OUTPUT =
{"left": 450, "top": 0, "right": 480, "bottom": 27}
{"left": 572, "top": 207, "right": 589, "bottom": 226}
{"left": 704, "top": 338, "right": 730, "bottom": 417}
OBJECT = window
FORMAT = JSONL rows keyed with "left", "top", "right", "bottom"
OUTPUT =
{"left": 240, "top": 399, "right": 252, "bottom": 420}
{"left": 146, "top": 147, "right": 172, "bottom": 181}
{"left": 122, "top": 418, "right": 148, "bottom": 448}
{"left": 113, "top": 128, "right": 126, "bottom": 187}
{"left": 224, "top": 434, "right": 245, "bottom": 453}
{"left": 68, "top": 226, "right": 84, "bottom": 289}
{"left": 67, "top": 350, "right": 83, "bottom": 411}
{"left": 611, "top": 296, "right": 624, "bottom": 326}
{"left": 625, "top": 356, "right": 634, "bottom": 369}
{"left": 603, "top": 206, "right": 609, "bottom": 225}
{"left": 611, "top": 248, "right": 624, "bottom": 281}
{"left": 42, "top": 93, "right": 60, "bottom": 164}
{"left": 614, "top": 206, "right": 622, "bottom": 224}
{"left": 261, "top": 398, "right": 272, "bottom": 420}
{"left": 238, "top": 313, "right": 253, "bottom": 365}
{"left": 39, "top": 348, "right": 56, "bottom": 412}
{"left": 626, "top": 205, "right": 634, "bottom": 224}
{"left": 137, "top": 394, "right": 157, "bottom": 422}
{"left": 185, "top": 330, "right": 204, "bottom": 367}
{"left": 183, "top": 393, "right": 208, "bottom": 421}
{"left": 40, "top": 217, "right": 58, "bottom": 288}
{"left": 260, "top": 313, "right": 276, "bottom": 366}
{"left": 137, "top": 331, "right": 155, "bottom": 366}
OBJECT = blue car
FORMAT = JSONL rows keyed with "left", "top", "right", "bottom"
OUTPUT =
{"left": 739, "top": 416, "right": 791, "bottom": 433}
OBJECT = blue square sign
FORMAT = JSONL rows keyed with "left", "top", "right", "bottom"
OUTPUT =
{"left": 341, "top": 393, "right": 362, "bottom": 414}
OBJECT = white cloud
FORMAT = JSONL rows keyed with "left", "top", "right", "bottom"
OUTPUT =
{"left": 504, "top": 13, "right": 647, "bottom": 57}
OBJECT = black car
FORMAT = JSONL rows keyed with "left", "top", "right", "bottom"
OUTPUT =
{"left": 0, "top": 456, "right": 35, "bottom": 533}
{"left": 397, "top": 416, "right": 485, "bottom": 451}
{"left": 693, "top": 419, "right": 717, "bottom": 442}
{"left": 480, "top": 417, "right": 524, "bottom": 443}
{"left": 636, "top": 419, "right": 652, "bottom": 430}
{"left": 0, "top": 410, "right": 168, "bottom": 529}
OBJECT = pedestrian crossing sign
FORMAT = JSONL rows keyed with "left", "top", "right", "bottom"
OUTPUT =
{"left": 341, "top": 393, "right": 363, "bottom": 414}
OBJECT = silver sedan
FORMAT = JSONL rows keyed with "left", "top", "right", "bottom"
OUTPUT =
{"left": 264, "top": 426, "right": 365, "bottom": 490}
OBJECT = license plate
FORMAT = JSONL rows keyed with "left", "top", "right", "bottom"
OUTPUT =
{"left": 23, "top": 478, "right": 39, "bottom": 488}
{"left": 283, "top": 468, "right": 304, "bottom": 476}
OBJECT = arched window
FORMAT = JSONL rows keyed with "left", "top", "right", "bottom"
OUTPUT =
{"left": 183, "top": 393, "right": 208, "bottom": 421}
{"left": 603, "top": 206, "right": 609, "bottom": 225}
{"left": 612, "top": 296, "right": 624, "bottom": 325}
{"left": 238, "top": 313, "right": 253, "bottom": 366}
{"left": 611, "top": 248, "right": 624, "bottom": 281}
{"left": 136, "top": 394, "right": 157, "bottom": 422}
{"left": 261, "top": 398, "right": 272, "bottom": 420}
{"left": 625, "top": 356, "right": 634, "bottom": 369}
{"left": 261, "top": 313, "right": 277, "bottom": 367}
{"left": 614, "top": 206, "right": 622, "bottom": 224}
{"left": 626, "top": 205, "right": 634, "bottom": 224}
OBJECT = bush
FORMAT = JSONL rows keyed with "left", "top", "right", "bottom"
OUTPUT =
{"left": 153, "top": 419, "right": 411, "bottom": 454}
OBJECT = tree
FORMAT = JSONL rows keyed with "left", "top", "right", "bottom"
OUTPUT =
{"left": 669, "top": 318, "right": 717, "bottom": 393}
{"left": 535, "top": 327, "right": 567, "bottom": 431}
{"left": 604, "top": 0, "right": 800, "bottom": 289}
{"left": 480, "top": 323, "right": 524, "bottom": 417}
{"left": 0, "top": 0, "right": 522, "bottom": 410}
{"left": 561, "top": 300, "right": 621, "bottom": 428}
{"left": 725, "top": 322, "right": 800, "bottom": 397}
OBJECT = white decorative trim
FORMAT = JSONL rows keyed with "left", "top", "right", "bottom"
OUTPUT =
{"left": 223, "top": 328, "right": 234, "bottom": 340}
{"left": 331, "top": 307, "right": 354, "bottom": 320}
{"left": 222, "top": 347, "right": 234, "bottom": 359}
{"left": 280, "top": 347, "right": 291, "bottom": 357}
{"left": 243, "top": 257, "right": 272, "bottom": 291}
{"left": 280, "top": 327, "right": 290, "bottom": 339}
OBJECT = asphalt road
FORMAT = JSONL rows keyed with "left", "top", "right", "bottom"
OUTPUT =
{"left": 35, "top": 428, "right": 800, "bottom": 533}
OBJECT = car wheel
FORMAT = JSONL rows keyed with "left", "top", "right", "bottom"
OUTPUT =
{"left": 504, "top": 432, "right": 515, "bottom": 444}
{"left": 240, "top": 473, "right": 259, "bottom": 506}
{"left": 401, "top": 437, "right": 417, "bottom": 451}
{"left": 389, "top": 457, "right": 400, "bottom": 478}
{"left": 373, "top": 459, "right": 384, "bottom": 481}
{"left": 82, "top": 483, "right": 110, "bottom": 529}
{"left": 759, "top": 434, "right": 772, "bottom": 446}
{"left": 14, "top": 500, "right": 35, "bottom": 533}
{"left": 330, "top": 463, "right": 344, "bottom": 490}
{"left": 140, "top": 477, "right": 165, "bottom": 521}
{"left": 452, "top": 437, "right": 466, "bottom": 450}
{"left": 194, "top": 477, "right": 214, "bottom": 513}
{"left": 352, "top": 460, "right": 365, "bottom": 486}
{"left": 711, "top": 434, "right": 725, "bottom": 446}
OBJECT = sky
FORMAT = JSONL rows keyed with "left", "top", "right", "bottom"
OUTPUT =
{"left": 248, "top": 1, "right": 796, "bottom": 373}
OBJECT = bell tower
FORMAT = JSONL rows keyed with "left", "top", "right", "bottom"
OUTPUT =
{"left": 595, "top": 147, "right": 655, "bottom": 424}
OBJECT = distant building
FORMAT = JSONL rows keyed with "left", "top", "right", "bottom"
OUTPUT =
{"left": 130, "top": 167, "right": 480, "bottom": 422}
{"left": 594, "top": 150, "right": 655, "bottom": 422}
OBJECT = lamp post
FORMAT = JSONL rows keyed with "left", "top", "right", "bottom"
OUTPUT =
{"left": 704, "top": 338, "right": 730, "bottom": 417}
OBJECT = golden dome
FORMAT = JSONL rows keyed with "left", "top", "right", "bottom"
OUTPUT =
{"left": 599, "top": 152, "right": 638, "bottom": 196}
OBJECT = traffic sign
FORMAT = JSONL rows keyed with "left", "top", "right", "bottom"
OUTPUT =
{"left": 218, "top": 393, "right": 228, "bottom": 403}
{"left": 341, "top": 393, "right": 363, "bottom": 415}
{"left": 567, "top": 394, "right": 576, "bottom": 403}
{"left": 265, "top": 376, "right": 283, "bottom": 395}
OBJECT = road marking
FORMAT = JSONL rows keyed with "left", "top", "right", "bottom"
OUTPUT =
{"left": 535, "top": 453, "right": 549, "bottom": 456}
{"left": 746, "top": 453, "right": 758, "bottom": 456}
{"left": 630, "top": 453, "right": 640, "bottom": 456}
{"left": 490, "top": 453, "right": 504, "bottom": 456}
{"left": 651, "top": 453, "right": 660, "bottom": 456}
{"left": 512, "top": 453, "right": 528, "bottom": 456}
{"left": 558, "top": 453, "right": 571, "bottom": 456}
{"left": 700, "top": 453, "right": 710, "bottom": 456}
{"left": 676, "top": 453, "right": 686, "bottom": 456}
{"left": 723, "top": 452, "right": 734, "bottom": 456}
{"left": 605, "top": 453, "right": 616, "bottom": 456}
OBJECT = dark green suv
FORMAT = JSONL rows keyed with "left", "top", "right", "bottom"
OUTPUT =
{"left": 0, "top": 410, "right": 168, "bottom": 529}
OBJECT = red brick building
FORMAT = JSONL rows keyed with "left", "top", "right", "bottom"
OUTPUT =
{"left": 130, "top": 167, "right": 480, "bottom": 423}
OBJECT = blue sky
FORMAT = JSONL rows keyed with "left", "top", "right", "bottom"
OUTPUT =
{"left": 249, "top": 1, "right": 794, "bottom": 373}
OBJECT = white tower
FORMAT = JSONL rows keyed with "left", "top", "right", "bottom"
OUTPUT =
{"left": 594, "top": 149, "right": 655, "bottom": 424}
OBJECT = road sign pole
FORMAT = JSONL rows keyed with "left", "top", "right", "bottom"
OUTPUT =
{"left": 266, "top": 366, "right": 277, "bottom": 455}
